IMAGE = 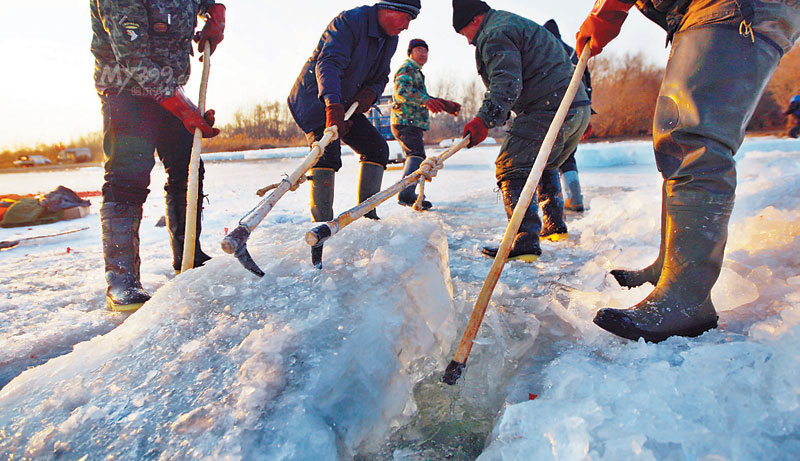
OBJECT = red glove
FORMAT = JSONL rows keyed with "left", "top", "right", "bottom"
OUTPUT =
{"left": 463, "top": 117, "right": 489, "bottom": 148}
{"left": 425, "top": 98, "right": 446, "bottom": 114}
{"left": 160, "top": 87, "right": 219, "bottom": 138}
{"left": 325, "top": 103, "right": 352, "bottom": 137}
{"left": 441, "top": 99, "right": 461, "bottom": 116}
{"left": 576, "top": 0, "right": 634, "bottom": 57}
{"left": 195, "top": 4, "right": 226, "bottom": 56}
{"left": 581, "top": 122, "right": 593, "bottom": 141}
{"left": 353, "top": 87, "right": 376, "bottom": 114}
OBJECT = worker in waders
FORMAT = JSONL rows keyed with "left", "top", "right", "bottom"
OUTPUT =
{"left": 288, "top": 1, "right": 421, "bottom": 224}
{"left": 452, "top": 0, "right": 592, "bottom": 262}
{"left": 391, "top": 38, "right": 461, "bottom": 210}
{"left": 92, "top": 0, "right": 226, "bottom": 311}
{"left": 577, "top": 0, "right": 800, "bottom": 342}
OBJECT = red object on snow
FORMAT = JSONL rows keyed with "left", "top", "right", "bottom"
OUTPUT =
{"left": 528, "top": 393, "right": 538, "bottom": 401}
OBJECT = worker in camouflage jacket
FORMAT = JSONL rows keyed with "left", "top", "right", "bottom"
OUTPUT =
{"left": 576, "top": 0, "right": 800, "bottom": 343}
{"left": 288, "top": 0, "right": 421, "bottom": 233}
{"left": 452, "top": 0, "right": 591, "bottom": 262}
{"left": 91, "top": 0, "right": 225, "bottom": 311}
{"left": 391, "top": 38, "right": 461, "bottom": 210}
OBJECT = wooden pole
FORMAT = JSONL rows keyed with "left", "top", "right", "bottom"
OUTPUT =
{"left": 180, "top": 42, "right": 212, "bottom": 273}
{"left": 443, "top": 44, "right": 592, "bottom": 385}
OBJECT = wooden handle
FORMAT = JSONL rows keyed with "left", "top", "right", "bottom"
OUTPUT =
{"left": 448, "top": 43, "right": 592, "bottom": 374}
{"left": 180, "top": 42, "right": 212, "bottom": 273}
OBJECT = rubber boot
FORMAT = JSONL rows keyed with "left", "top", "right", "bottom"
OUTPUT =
{"left": 481, "top": 178, "right": 542, "bottom": 262}
{"left": 610, "top": 182, "right": 666, "bottom": 288}
{"left": 594, "top": 193, "right": 732, "bottom": 342}
{"left": 310, "top": 168, "right": 335, "bottom": 222}
{"left": 397, "top": 156, "right": 432, "bottom": 210}
{"left": 101, "top": 202, "right": 151, "bottom": 312}
{"left": 595, "top": 26, "right": 780, "bottom": 342}
{"left": 166, "top": 190, "right": 211, "bottom": 272}
{"left": 358, "top": 161, "right": 384, "bottom": 220}
{"left": 561, "top": 170, "right": 584, "bottom": 212}
{"left": 538, "top": 169, "right": 568, "bottom": 241}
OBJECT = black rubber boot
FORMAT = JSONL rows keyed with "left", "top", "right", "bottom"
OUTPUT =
{"left": 610, "top": 182, "right": 666, "bottom": 289}
{"left": 166, "top": 190, "right": 211, "bottom": 272}
{"left": 358, "top": 161, "right": 384, "bottom": 220}
{"left": 538, "top": 168, "right": 568, "bottom": 241}
{"left": 594, "top": 193, "right": 732, "bottom": 342}
{"left": 481, "top": 178, "right": 542, "bottom": 262}
{"left": 101, "top": 202, "right": 151, "bottom": 312}
{"left": 310, "top": 168, "right": 335, "bottom": 222}
{"left": 397, "top": 156, "right": 432, "bottom": 210}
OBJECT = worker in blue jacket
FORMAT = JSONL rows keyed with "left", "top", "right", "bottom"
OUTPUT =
{"left": 288, "top": 1, "right": 420, "bottom": 222}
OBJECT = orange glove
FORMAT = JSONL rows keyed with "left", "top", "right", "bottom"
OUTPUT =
{"left": 463, "top": 117, "right": 488, "bottom": 148}
{"left": 160, "top": 87, "right": 219, "bottom": 138}
{"left": 576, "top": 0, "right": 635, "bottom": 57}
{"left": 425, "top": 98, "right": 446, "bottom": 113}
{"left": 195, "top": 4, "right": 226, "bottom": 57}
{"left": 581, "top": 122, "right": 593, "bottom": 141}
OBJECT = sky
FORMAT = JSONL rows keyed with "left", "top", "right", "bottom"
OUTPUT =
{"left": 0, "top": 1, "right": 671, "bottom": 151}
{"left": 2, "top": 138, "right": 800, "bottom": 457}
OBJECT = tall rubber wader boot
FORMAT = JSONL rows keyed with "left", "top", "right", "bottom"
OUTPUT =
{"left": 101, "top": 202, "right": 151, "bottom": 312}
{"left": 358, "top": 161, "right": 384, "bottom": 220}
{"left": 538, "top": 168, "right": 568, "bottom": 241}
{"left": 610, "top": 182, "right": 666, "bottom": 288}
{"left": 481, "top": 178, "right": 542, "bottom": 262}
{"left": 166, "top": 188, "right": 211, "bottom": 272}
{"left": 594, "top": 26, "right": 781, "bottom": 342}
{"left": 310, "top": 168, "right": 335, "bottom": 267}
{"left": 397, "top": 155, "right": 432, "bottom": 210}
{"left": 561, "top": 170, "right": 584, "bottom": 212}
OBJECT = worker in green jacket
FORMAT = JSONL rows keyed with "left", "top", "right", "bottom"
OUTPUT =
{"left": 453, "top": 0, "right": 591, "bottom": 262}
{"left": 391, "top": 38, "right": 461, "bottom": 210}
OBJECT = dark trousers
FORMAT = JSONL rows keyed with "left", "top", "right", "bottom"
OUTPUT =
{"left": 101, "top": 92, "right": 204, "bottom": 206}
{"left": 391, "top": 124, "right": 426, "bottom": 159}
{"left": 305, "top": 114, "right": 389, "bottom": 171}
{"left": 559, "top": 149, "right": 578, "bottom": 174}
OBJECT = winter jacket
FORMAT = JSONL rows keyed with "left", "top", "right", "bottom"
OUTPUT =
{"left": 471, "top": 10, "right": 590, "bottom": 129}
{"left": 636, "top": 0, "right": 800, "bottom": 55}
{"left": 391, "top": 59, "right": 432, "bottom": 130}
{"left": 288, "top": 5, "right": 398, "bottom": 134}
{"left": 91, "top": 0, "right": 215, "bottom": 99}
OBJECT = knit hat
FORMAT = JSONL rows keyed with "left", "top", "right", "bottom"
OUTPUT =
{"left": 452, "top": 0, "right": 490, "bottom": 32}
{"left": 407, "top": 38, "right": 428, "bottom": 56}
{"left": 377, "top": 0, "right": 421, "bottom": 19}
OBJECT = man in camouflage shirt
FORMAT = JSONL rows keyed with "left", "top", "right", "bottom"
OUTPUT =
{"left": 453, "top": 0, "right": 591, "bottom": 262}
{"left": 91, "top": 0, "right": 225, "bottom": 311}
{"left": 391, "top": 38, "right": 460, "bottom": 210}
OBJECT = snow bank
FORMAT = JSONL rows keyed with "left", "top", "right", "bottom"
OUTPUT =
{"left": 0, "top": 216, "right": 456, "bottom": 459}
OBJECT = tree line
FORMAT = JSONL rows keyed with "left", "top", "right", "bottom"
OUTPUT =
{"left": 3, "top": 47, "right": 798, "bottom": 168}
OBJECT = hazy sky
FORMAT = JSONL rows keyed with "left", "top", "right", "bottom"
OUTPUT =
{"left": 0, "top": 1, "right": 671, "bottom": 150}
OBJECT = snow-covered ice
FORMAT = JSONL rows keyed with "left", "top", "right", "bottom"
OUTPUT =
{"left": 1, "top": 137, "right": 799, "bottom": 459}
